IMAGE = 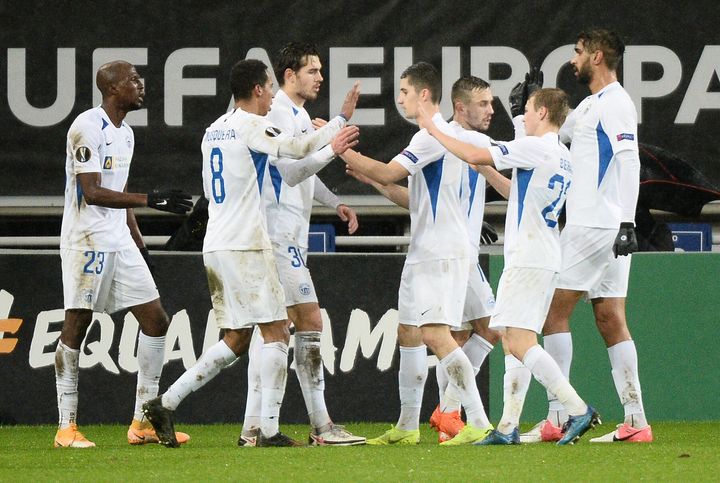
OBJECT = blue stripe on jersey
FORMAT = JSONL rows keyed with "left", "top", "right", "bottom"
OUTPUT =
{"left": 101, "top": 118, "right": 108, "bottom": 130}
{"left": 422, "top": 157, "right": 444, "bottom": 221}
{"left": 76, "top": 181, "right": 83, "bottom": 211}
{"left": 249, "top": 149, "right": 268, "bottom": 194}
{"left": 269, "top": 164, "right": 283, "bottom": 202}
{"left": 292, "top": 107, "right": 299, "bottom": 116}
{"left": 516, "top": 168, "right": 534, "bottom": 227}
{"left": 596, "top": 121, "right": 613, "bottom": 187}
{"left": 467, "top": 166, "right": 479, "bottom": 216}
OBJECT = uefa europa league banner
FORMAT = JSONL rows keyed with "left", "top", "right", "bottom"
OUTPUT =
{"left": 0, "top": 252, "right": 490, "bottom": 424}
{"left": 1, "top": 1, "right": 719, "bottom": 197}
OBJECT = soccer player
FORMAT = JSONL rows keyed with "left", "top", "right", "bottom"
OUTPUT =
{"left": 238, "top": 43, "right": 364, "bottom": 447}
{"left": 142, "top": 59, "right": 360, "bottom": 448}
{"left": 418, "top": 87, "right": 600, "bottom": 445}
{"left": 521, "top": 29, "right": 652, "bottom": 444}
{"left": 342, "top": 62, "right": 493, "bottom": 446}
{"left": 55, "top": 60, "right": 194, "bottom": 448}
{"left": 346, "top": 76, "right": 501, "bottom": 443}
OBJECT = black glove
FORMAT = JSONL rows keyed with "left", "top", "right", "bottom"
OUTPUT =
{"left": 147, "top": 189, "right": 193, "bottom": 214}
{"left": 480, "top": 221, "right": 498, "bottom": 245}
{"left": 508, "top": 67, "right": 544, "bottom": 117}
{"left": 613, "top": 222, "right": 639, "bottom": 257}
{"left": 139, "top": 246, "right": 156, "bottom": 275}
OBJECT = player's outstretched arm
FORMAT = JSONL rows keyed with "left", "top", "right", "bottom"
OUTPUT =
{"left": 475, "top": 165, "right": 510, "bottom": 200}
{"left": 345, "top": 165, "right": 409, "bottom": 209}
{"left": 272, "top": 125, "right": 360, "bottom": 187}
{"left": 415, "top": 104, "right": 494, "bottom": 166}
{"left": 76, "top": 172, "right": 192, "bottom": 214}
{"left": 340, "top": 149, "right": 409, "bottom": 185}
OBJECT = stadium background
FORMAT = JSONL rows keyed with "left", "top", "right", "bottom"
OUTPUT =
{"left": 1, "top": 0, "right": 719, "bottom": 425}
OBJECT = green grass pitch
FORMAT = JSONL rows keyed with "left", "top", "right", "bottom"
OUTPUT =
{"left": 1, "top": 422, "right": 718, "bottom": 481}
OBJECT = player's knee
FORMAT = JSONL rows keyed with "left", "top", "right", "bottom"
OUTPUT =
{"left": 222, "top": 328, "right": 252, "bottom": 356}
{"left": 259, "top": 320, "right": 291, "bottom": 344}
{"left": 397, "top": 324, "right": 423, "bottom": 347}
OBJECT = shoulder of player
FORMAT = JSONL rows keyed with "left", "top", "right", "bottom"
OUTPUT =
{"left": 458, "top": 129, "right": 491, "bottom": 147}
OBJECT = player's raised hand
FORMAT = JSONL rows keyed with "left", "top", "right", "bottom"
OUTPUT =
{"left": 331, "top": 126, "right": 360, "bottom": 155}
{"left": 147, "top": 189, "right": 193, "bottom": 214}
{"left": 415, "top": 103, "right": 434, "bottom": 132}
{"left": 339, "top": 81, "right": 361, "bottom": 121}
{"left": 312, "top": 117, "right": 328, "bottom": 129}
{"left": 509, "top": 66, "right": 544, "bottom": 118}
{"left": 336, "top": 203, "right": 359, "bottom": 235}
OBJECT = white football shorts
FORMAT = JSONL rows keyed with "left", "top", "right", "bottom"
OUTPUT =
{"left": 398, "top": 258, "right": 470, "bottom": 328}
{"left": 453, "top": 261, "right": 496, "bottom": 331}
{"left": 556, "top": 225, "right": 632, "bottom": 298}
{"left": 203, "top": 249, "right": 287, "bottom": 329}
{"left": 272, "top": 242, "right": 318, "bottom": 306}
{"left": 61, "top": 247, "right": 158, "bottom": 314}
{"left": 489, "top": 267, "right": 557, "bottom": 334}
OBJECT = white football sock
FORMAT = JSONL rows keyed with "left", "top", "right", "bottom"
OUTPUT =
{"left": 396, "top": 345, "right": 427, "bottom": 431}
{"left": 242, "top": 328, "right": 263, "bottom": 436}
{"left": 608, "top": 340, "right": 648, "bottom": 428}
{"left": 497, "top": 355, "right": 531, "bottom": 434}
{"left": 294, "top": 331, "right": 331, "bottom": 432}
{"left": 437, "top": 333, "right": 494, "bottom": 413}
{"left": 161, "top": 340, "right": 236, "bottom": 411}
{"left": 523, "top": 345, "right": 586, "bottom": 416}
{"left": 133, "top": 332, "right": 165, "bottom": 421}
{"left": 440, "top": 347, "right": 490, "bottom": 429}
{"left": 463, "top": 333, "right": 494, "bottom": 375}
{"left": 260, "top": 341, "right": 289, "bottom": 438}
{"left": 55, "top": 341, "right": 80, "bottom": 429}
{"left": 543, "top": 332, "right": 572, "bottom": 425}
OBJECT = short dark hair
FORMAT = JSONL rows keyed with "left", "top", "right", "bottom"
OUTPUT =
{"left": 229, "top": 59, "right": 269, "bottom": 101}
{"left": 400, "top": 62, "right": 442, "bottom": 104}
{"left": 451, "top": 76, "right": 491, "bottom": 105}
{"left": 530, "top": 88, "right": 570, "bottom": 127}
{"left": 274, "top": 42, "right": 320, "bottom": 87}
{"left": 577, "top": 29, "right": 625, "bottom": 71}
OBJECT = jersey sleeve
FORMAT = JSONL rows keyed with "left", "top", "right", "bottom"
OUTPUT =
{"left": 490, "top": 137, "right": 545, "bottom": 171}
{"left": 243, "top": 114, "right": 343, "bottom": 160}
{"left": 600, "top": 94, "right": 639, "bottom": 155}
{"left": 457, "top": 129, "right": 492, "bottom": 148}
{"left": 68, "top": 116, "right": 103, "bottom": 174}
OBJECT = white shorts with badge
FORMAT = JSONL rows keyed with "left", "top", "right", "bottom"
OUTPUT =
{"left": 398, "top": 258, "right": 470, "bottom": 329}
{"left": 489, "top": 267, "right": 557, "bottom": 334}
{"left": 61, "top": 247, "right": 158, "bottom": 314}
{"left": 453, "top": 261, "right": 496, "bottom": 331}
{"left": 204, "top": 249, "right": 287, "bottom": 329}
{"left": 272, "top": 241, "right": 317, "bottom": 306}
{"left": 556, "top": 225, "right": 631, "bottom": 298}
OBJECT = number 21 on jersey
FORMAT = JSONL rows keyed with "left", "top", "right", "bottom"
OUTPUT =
{"left": 541, "top": 174, "right": 570, "bottom": 228}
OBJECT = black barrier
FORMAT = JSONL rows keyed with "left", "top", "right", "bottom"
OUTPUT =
{"left": 2, "top": 1, "right": 719, "bottom": 197}
{"left": 0, "top": 251, "right": 490, "bottom": 425}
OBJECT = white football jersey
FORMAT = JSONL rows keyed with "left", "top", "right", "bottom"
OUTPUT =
{"left": 60, "top": 106, "right": 136, "bottom": 252}
{"left": 201, "top": 106, "right": 343, "bottom": 252}
{"left": 452, "top": 121, "right": 492, "bottom": 253}
{"left": 559, "top": 81, "right": 639, "bottom": 229}
{"left": 490, "top": 132, "right": 573, "bottom": 271}
{"left": 393, "top": 113, "right": 473, "bottom": 264}
{"left": 264, "top": 89, "right": 317, "bottom": 248}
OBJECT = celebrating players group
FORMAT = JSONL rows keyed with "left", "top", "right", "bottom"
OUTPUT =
{"left": 53, "top": 27, "right": 652, "bottom": 449}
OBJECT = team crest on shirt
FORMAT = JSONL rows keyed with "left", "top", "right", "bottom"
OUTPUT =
{"left": 616, "top": 133, "right": 635, "bottom": 141}
{"left": 265, "top": 126, "right": 282, "bottom": 137}
{"left": 299, "top": 283, "right": 312, "bottom": 296}
{"left": 103, "top": 156, "right": 113, "bottom": 169}
{"left": 74, "top": 146, "right": 91, "bottom": 163}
